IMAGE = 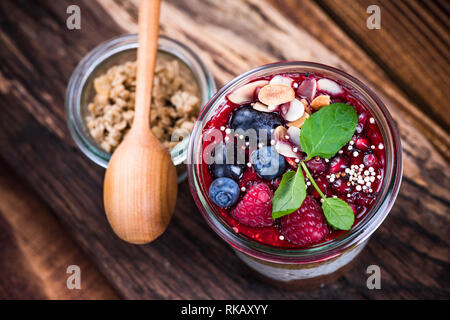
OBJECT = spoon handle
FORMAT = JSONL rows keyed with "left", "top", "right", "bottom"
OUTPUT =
{"left": 133, "top": 0, "right": 161, "bottom": 133}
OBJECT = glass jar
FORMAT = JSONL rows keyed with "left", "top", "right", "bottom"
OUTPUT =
{"left": 66, "top": 34, "right": 216, "bottom": 182}
{"left": 187, "top": 62, "right": 403, "bottom": 286}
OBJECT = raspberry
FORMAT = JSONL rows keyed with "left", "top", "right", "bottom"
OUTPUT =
{"left": 280, "top": 196, "right": 329, "bottom": 246}
{"left": 231, "top": 183, "right": 274, "bottom": 227}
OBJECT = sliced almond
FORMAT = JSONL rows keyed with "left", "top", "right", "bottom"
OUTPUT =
{"left": 252, "top": 102, "right": 270, "bottom": 112}
{"left": 275, "top": 140, "right": 299, "bottom": 158}
{"left": 287, "top": 126, "right": 301, "bottom": 147}
{"left": 228, "top": 80, "right": 269, "bottom": 104}
{"left": 311, "top": 94, "right": 331, "bottom": 110}
{"left": 287, "top": 112, "right": 310, "bottom": 128}
{"left": 300, "top": 99, "right": 308, "bottom": 107}
{"left": 269, "top": 75, "right": 294, "bottom": 87}
{"left": 268, "top": 104, "right": 278, "bottom": 111}
{"left": 280, "top": 102, "right": 289, "bottom": 114}
{"left": 282, "top": 98, "right": 305, "bottom": 122}
{"left": 273, "top": 125, "right": 287, "bottom": 142}
{"left": 296, "top": 78, "right": 317, "bottom": 101}
{"left": 258, "top": 84, "right": 295, "bottom": 106}
{"left": 317, "top": 78, "right": 343, "bottom": 95}
{"left": 301, "top": 98, "right": 312, "bottom": 114}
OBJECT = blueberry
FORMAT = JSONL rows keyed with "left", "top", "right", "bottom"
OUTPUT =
{"left": 209, "top": 177, "right": 240, "bottom": 208}
{"left": 211, "top": 164, "right": 245, "bottom": 181}
{"left": 209, "top": 142, "right": 245, "bottom": 181}
{"left": 230, "top": 105, "right": 283, "bottom": 143}
{"left": 250, "top": 146, "right": 286, "bottom": 180}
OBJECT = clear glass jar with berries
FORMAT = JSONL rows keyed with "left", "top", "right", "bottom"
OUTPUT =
{"left": 187, "top": 62, "right": 402, "bottom": 286}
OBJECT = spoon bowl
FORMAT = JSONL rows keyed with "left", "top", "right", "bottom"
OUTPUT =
{"left": 104, "top": 129, "right": 177, "bottom": 244}
{"left": 103, "top": 0, "right": 178, "bottom": 244}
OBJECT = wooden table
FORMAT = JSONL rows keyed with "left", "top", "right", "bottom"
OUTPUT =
{"left": 0, "top": 0, "right": 448, "bottom": 299}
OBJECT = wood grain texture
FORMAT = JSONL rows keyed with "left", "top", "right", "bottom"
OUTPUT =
{"left": 315, "top": 0, "right": 450, "bottom": 155}
{"left": 0, "top": 160, "right": 118, "bottom": 299}
{"left": 104, "top": 0, "right": 178, "bottom": 245}
{"left": 269, "top": 0, "right": 450, "bottom": 162}
{"left": 0, "top": 0, "right": 448, "bottom": 299}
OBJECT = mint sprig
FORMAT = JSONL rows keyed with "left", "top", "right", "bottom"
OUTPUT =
{"left": 271, "top": 103, "right": 357, "bottom": 230}
{"left": 272, "top": 169, "right": 306, "bottom": 219}
{"left": 322, "top": 197, "right": 355, "bottom": 230}
{"left": 300, "top": 103, "right": 358, "bottom": 160}
{"left": 301, "top": 162, "right": 354, "bottom": 230}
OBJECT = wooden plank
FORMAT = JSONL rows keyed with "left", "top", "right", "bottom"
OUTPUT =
{"left": 0, "top": 160, "right": 118, "bottom": 299}
{"left": 268, "top": 0, "right": 450, "bottom": 162}
{"left": 315, "top": 0, "right": 450, "bottom": 139}
{"left": 0, "top": 0, "right": 448, "bottom": 299}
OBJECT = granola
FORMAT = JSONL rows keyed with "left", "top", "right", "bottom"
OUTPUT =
{"left": 85, "top": 54, "right": 201, "bottom": 153}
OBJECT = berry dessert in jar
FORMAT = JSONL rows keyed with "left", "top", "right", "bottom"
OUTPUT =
{"left": 187, "top": 62, "right": 402, "bottom": 287}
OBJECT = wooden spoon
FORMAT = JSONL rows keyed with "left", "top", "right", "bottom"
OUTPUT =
{"left": 103, "top": 0, "right": 177, "bottom": 244}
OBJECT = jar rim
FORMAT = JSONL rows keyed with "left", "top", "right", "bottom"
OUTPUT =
{"left": 65, "top": 34, "right": 216, "bottom": 169}
{"left": 187, "top": 61, "right": 403, "bottom": 263}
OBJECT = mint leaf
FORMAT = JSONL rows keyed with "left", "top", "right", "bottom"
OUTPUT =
{"left": 300, "top": 103, "right": 358, "bottom": 159}
{"left": 322, "top": 197, "right": 355, "bottom": 230}
{"left": 272, "top": 169, "right": 306, "bottom": 219}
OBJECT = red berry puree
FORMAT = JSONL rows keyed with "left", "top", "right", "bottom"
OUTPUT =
{"left": 201, "top": 73, "right": 386, "bottom": 249}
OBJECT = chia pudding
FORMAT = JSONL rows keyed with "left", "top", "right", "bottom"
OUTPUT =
{"left": 187, "top": 62, "right": 402, "bottom": 285}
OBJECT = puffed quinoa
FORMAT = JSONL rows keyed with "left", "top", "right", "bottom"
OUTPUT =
{"left": 85, "top": 55, "right": 201, "bottom": 153}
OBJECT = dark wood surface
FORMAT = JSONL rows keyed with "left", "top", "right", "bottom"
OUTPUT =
{"left": 0, "top": 0, "right": 448, "bottom": 299}
{"left": 0, "top": 160, "right": 118, "bottom": 299}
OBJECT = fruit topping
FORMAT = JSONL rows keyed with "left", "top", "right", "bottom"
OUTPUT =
{"left": 329, "top": 155, "right": 349, "bottom": 173}
{"left": 280, "top": 196, "right": 329, "bottom": 246}
{"left": 250, "top": 146, "right": 287, "bottom": 180}
{"left": 317, "top": 78, "right": 344, "bottom": 95}
{"left": 202, "top": 72, "right": 386, "bottom": 248}
{"left": 331, "top": 178, "right": 352, "bottom": 195}
{"left": 310, "top": 94, "right": 331, "bottom": 110}
{"left": 305, "top": 157, "right": 327, "bottom": 174}
{"left": 363, "top": 154, "right": 378, "bottom": 167}
{"left": 228, "top": 80, "right": 269, "bottom": 104}
{"left": 355, "top": 193, "right": 373, "bottom": 206}
{"left": 209, "top": 142, "right": 245, "bottom": 181}
{"left": 231, "top": 183, "right": 274, "bottom": 227}
{"left": 310, "top": 176, "right": 329, "bottom": 198}
{"left": 229, "top": 105, "right": 283, "bottom": 142}
{"left": 358, "top": 112, "right": 368, "bottom": 125}
{"left": 258, "top": 84, "right": 295, "bottom": 106}
{"left": 212, "top": 164, "right": 245, "bottom": 182}
{"left": 355, "top": 123, "right": 364, "bottom": 134}
{"left": 209, "top": 177, "right": 240, "bottom": 208}
{"left": 355, "top": 136, "right": 370, "bottom": 151}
